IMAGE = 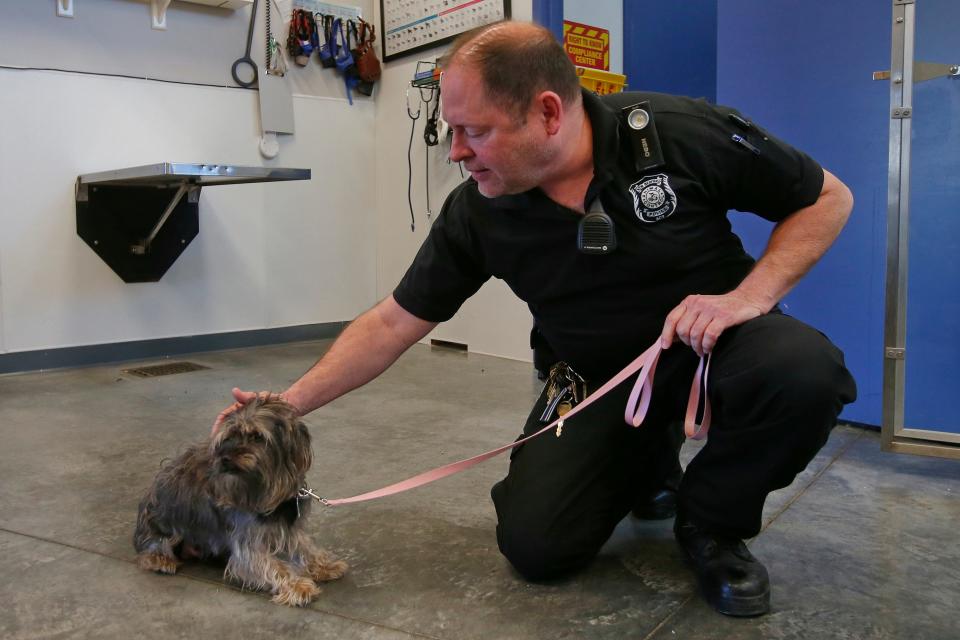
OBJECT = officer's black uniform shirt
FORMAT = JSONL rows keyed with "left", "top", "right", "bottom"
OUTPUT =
{"left": 393, "top": 89, "right": 824, "bottom": 379}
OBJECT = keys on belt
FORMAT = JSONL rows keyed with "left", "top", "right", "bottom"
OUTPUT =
{"left": 540, "top": 362, "right": 587, "bottom": 423}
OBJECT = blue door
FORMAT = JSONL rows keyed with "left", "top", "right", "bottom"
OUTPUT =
{"left": 884, "top": 0, "right": 960, "bottom": 455}
{"left": 903, "top": 1, "right": 960, "bottom": 437}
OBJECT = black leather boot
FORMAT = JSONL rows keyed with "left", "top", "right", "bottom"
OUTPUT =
{"left": 674, "top": 515, "right": 771, "bottom": 617}
{"left": 631, "top": 487, "right": 677, "bottom": 520}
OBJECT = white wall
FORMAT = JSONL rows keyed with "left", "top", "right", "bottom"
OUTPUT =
{"left": 372, "top": 1, "right": 536, "bottom": 362}
{"left": 0, "top": 0, "right": 540, "bottom": 364}
{"left": 0, "top": 1, "right": 377, "bottom": 355}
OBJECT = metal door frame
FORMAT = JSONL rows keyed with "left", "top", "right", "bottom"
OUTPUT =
{"left": 882, "top": 0, "right": 960, "bottom": 459}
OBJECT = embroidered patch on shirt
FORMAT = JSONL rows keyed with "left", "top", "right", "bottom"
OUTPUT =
{"left": 629, "top": 174, "right": 678, "bottom": 223}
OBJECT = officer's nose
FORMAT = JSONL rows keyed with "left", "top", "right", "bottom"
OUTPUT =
{"left": 449, "top": 129, "right": 473, "bottom": 163}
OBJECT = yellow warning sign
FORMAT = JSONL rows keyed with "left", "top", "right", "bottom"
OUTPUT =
{"left": 562, "top": 20, "right": 610, "bottom": 71}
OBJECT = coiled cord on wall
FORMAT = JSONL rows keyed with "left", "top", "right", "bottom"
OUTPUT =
{"left": 265, "top": 0, "right": 273, "bottom": 70}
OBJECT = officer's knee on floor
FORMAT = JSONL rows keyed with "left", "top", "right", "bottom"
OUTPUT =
{"left": 495, "top": 522, "right": 595, "bottom": 582}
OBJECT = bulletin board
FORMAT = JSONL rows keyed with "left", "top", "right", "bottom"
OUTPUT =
{"left": 379, "top": 0, "right": 511, "bottom": 62}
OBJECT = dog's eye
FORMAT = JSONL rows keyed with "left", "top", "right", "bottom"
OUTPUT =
{"left": 249, "top": 432, "right": 265, "bottom": 443}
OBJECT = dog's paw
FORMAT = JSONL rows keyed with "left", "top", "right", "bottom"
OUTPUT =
{"left": 272, "top": 577, "right": 321, "bottom": 607}
{"left": 309, "top": 558, "right": 348, "bottom": 582}
{"left": 137, "top": 552, "right": 180, "bottom": 575}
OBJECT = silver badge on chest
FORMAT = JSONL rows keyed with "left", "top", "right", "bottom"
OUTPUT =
{"left": 628, "top": 173, "right": 678, "bottom": 223}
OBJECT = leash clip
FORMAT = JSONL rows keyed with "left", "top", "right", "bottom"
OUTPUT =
{"left": 298, "top": 486, "right": 331, "bottom": 506}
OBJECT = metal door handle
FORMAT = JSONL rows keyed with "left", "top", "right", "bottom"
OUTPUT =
{"left": 873, "top": 61, "right": 959, "bottom": 82}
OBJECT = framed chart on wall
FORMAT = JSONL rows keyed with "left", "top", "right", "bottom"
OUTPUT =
{"left": 380, "top": 0, "right": 511, "bottom": 63}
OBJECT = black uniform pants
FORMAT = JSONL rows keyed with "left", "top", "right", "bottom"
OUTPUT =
{"left": 490, "top": 313, "right": 857, "bottom": 581}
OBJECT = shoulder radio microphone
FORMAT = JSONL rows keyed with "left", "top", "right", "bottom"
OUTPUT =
{"left": 577, "top": 101, "right": 665, "bottom": 255}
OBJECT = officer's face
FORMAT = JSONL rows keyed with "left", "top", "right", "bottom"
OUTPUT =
{"left": 442, "top": 64, "right": 553, "bottom": 198}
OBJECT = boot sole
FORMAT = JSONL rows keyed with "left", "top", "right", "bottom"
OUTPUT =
{"left": 708, "top": 589, "right": 770, "bottom": 617}
{"left": 631, "top": 504, "right": 677, "bottom": 520}
{"left": 677, "top": 543, "right": 771, "bottom": 617}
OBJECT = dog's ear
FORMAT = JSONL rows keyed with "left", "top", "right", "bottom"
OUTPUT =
{"left": 295, "top": 418, "right": 311, "bottom": 444}
{"left": 290, "top": 419, "right": 313, "bottom": 475}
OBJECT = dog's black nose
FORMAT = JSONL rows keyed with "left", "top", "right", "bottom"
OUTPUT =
{"left": 220, "top": 456, "right": 236, "bottom": 471}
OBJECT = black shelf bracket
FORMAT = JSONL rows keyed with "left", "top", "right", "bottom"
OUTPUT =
{"left": 75, "top": 163, "right": 310, "bottom": 283}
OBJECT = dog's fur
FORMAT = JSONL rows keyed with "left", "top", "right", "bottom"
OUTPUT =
{"left": 133, "top": 397, "right": 346, "bottom": 606}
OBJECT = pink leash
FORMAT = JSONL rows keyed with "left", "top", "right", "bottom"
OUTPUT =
{"left": 304, "top": 340, "right": 711, "bottom": 507}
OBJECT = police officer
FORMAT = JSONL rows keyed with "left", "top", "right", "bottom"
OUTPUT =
{"left": 217, "top": 21, "right": 857, "bottom": 617}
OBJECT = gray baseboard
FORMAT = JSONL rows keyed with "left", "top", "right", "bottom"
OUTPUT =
{"left": 0, "top": 322, "right": 347, "bottom": 375}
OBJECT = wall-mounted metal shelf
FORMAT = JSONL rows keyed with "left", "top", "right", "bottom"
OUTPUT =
{"left": 78, "top": 163, "right": 309, "bottom": 187}
{"left": 76, "top": 163, "right": 310, "bottom": 283}
{"left": 56, "top": 0, "right": 254, "bottom": 30}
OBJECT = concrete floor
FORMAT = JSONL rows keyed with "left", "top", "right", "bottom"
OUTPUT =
{"left": 1, "top": 339, "right": 958, "bottom": 639}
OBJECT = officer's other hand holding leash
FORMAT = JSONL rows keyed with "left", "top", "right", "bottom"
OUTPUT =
{"left": 660, "top": 292, "right": 769, "bottom": 357}
{"left": 661, "top": 169, "right": 854, "bottom": 358}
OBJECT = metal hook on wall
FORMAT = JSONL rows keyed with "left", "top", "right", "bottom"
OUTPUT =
{"left": 406, "top": 87, "right": 422, "bottom": 119}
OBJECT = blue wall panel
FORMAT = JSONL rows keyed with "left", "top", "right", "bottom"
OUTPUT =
{"left": 533, "top": 0, "right": 564, "bottom": 40}
{"left": 624, "top": 1, "right": 717, "bottom": 101}
{"left": 717, "top": 1, "right": 892, "bottom": 425}
{"left": 538, "top": 0, "right": 717, "bottom": 100}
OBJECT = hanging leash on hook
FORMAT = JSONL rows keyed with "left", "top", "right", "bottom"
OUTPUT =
{"left": 423, "top": 90, "right": 443, "bottom": 220}
{"left": 405, "top": 80, "right": 438, "bottom": 231}
{"left": 405, "top": 87, "right": 422, "bottom": 232}
{"left": 423, "top": 90, "right": 441, "bottom": 147}
{"left": 425, "top": 138, "right": 431, "bottom": 221}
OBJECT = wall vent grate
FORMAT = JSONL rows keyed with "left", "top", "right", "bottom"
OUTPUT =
{"left": 430, "top": 339, "right": 468, "bottom": 352}
{"left": 123, "top": 362, "right": 210, "bottom": 378}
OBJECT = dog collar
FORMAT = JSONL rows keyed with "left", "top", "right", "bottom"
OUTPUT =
{"left": 261, "top": 493, "right": 311, "bottom": 523}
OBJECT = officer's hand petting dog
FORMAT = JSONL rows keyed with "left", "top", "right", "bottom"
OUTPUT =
{"left": 212, "top": 388, "right": 294, "bottom": 435}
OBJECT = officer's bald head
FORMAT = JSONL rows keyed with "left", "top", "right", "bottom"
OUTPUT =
{"left": 441, "top": 20, "right": 582, "bottom": 120}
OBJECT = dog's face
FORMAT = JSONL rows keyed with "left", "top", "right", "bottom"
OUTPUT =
{"left": 209, "top": 397, "right": 312, "bottom": 514}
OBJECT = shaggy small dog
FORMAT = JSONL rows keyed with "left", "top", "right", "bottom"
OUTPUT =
{"left": 133, "top": 397, "right": 347, "bottom": 606}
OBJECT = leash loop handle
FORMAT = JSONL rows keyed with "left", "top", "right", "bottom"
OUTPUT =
{"left": 623, "top": 341, "right": 663, "bottom": 427}
{"left": 684, "top": 353, "right": 712, "bottom": 440}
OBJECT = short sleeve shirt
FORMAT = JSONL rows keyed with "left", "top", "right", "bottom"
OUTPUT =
{"left": 393, "top": 90, "right": 824, "bottom": 379}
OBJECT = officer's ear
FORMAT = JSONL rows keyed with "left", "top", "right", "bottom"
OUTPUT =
{"left": 532, "top": 90, "right": 564, "bottom": 136}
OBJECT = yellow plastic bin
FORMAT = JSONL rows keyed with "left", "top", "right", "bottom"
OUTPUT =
{"left": 575, "top": 67, "right": 627, "bottom": 95}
